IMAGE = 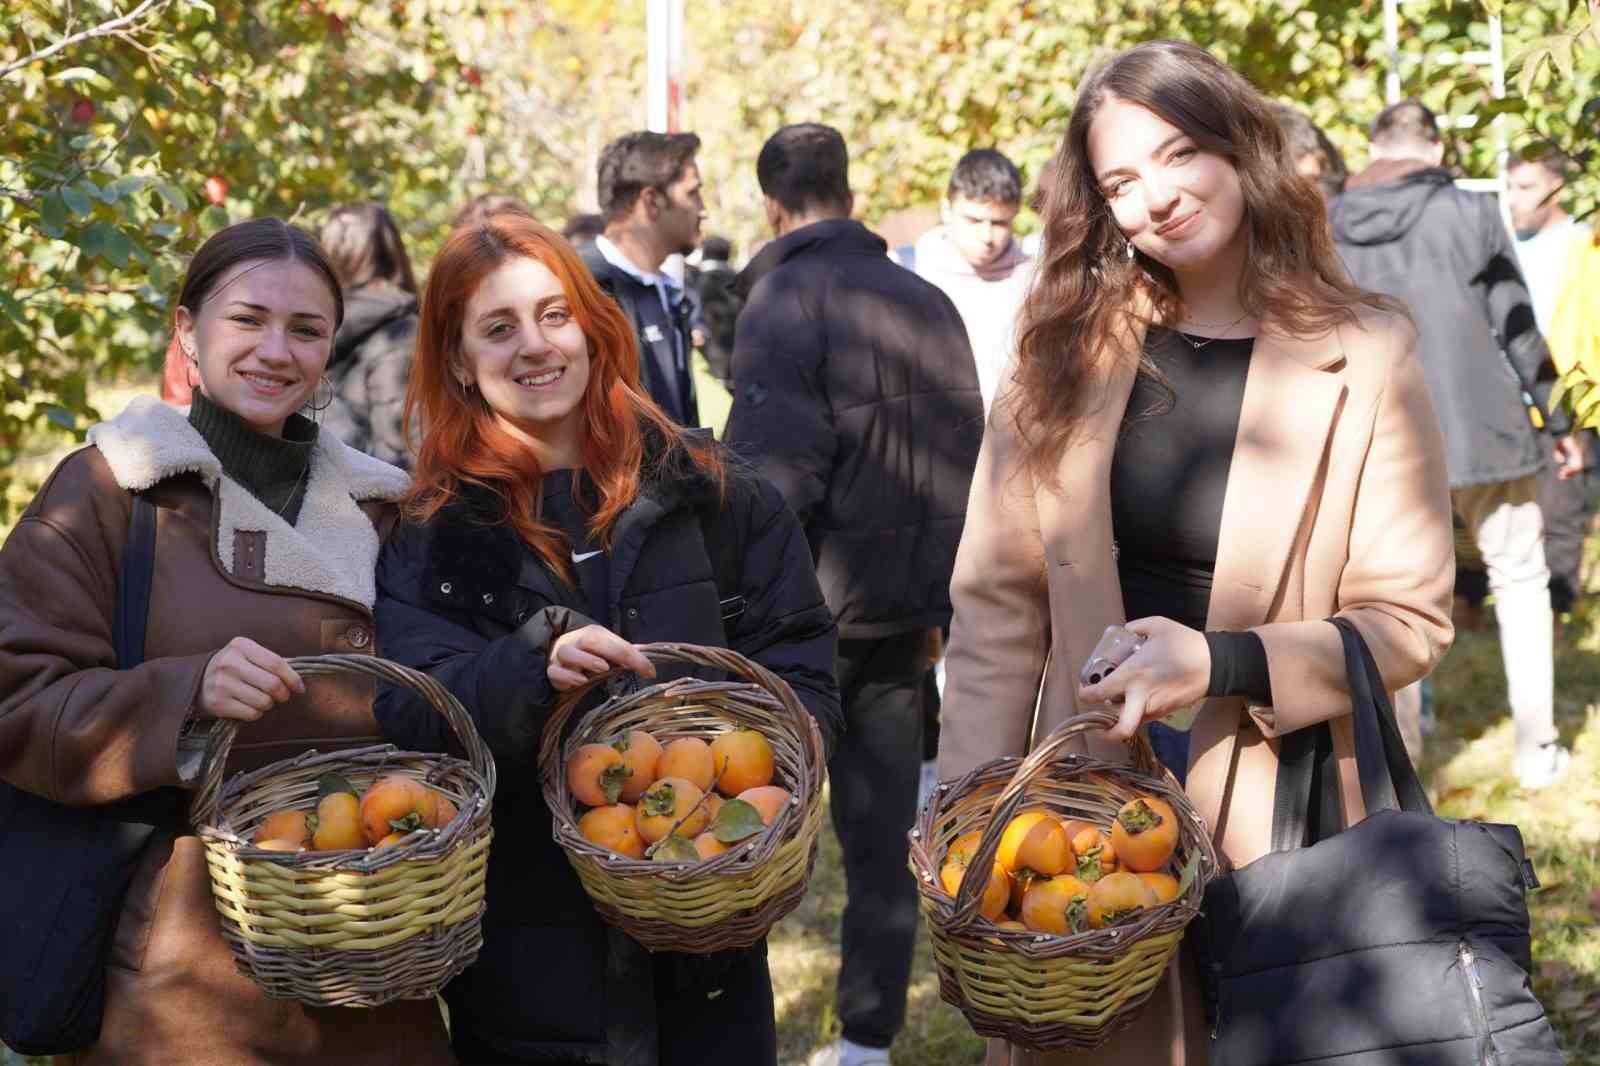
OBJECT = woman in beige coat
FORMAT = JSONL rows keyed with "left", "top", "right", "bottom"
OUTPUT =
{"left": 937, "top": 41, "right": 1455, "bottom": 1065}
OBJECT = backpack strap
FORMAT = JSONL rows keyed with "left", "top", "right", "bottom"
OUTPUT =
{"left": 115, "top": 494, "right": 157, "bottom": 669}
{"left": 696, "top": 499, "right": 745, "bottom": 645}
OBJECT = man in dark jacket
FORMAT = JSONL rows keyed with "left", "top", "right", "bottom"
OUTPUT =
{"left": 580, "top": 131, "right": 705, "bottom": 427}
{"left": 1331, "top": 100, "right": 1582, "bottom": 789}
{"left": 724, "top": 123, "right": 983, "bottom": 1066}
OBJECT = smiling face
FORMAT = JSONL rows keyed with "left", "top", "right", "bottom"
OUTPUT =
{"left": 457, "top": 255, "right": 592, "bottom": 467}
{"left": 1087, "top": 95, "right": 1247, "bottom": 279}
{"left": 175, "top": 257, "right": 337, "bottom": 437}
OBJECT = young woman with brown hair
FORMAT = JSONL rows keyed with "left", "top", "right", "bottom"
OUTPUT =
{"left": 937, "top": 40, "right": 1456, "bottom": 1064}
{"left": 370, "top": 213, "right": 841, "bottom": 1064}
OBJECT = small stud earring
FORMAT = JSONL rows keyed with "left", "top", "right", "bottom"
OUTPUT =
{"left": 1125, "top": 240, "right": 1136, "bottom": 260}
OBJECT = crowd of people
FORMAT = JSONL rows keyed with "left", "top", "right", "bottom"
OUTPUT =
{"left": 0, "top": 33, "right": 1594, "bottom": 1066}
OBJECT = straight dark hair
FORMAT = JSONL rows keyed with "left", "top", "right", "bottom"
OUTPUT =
{"left": 1011, "top": 39, "right": 1399, "bottom": 483}
{"left": 319, "top": 201, "right": 418, "bottom": 294}
{"left": 178, "top": 218, "right": 345, "bottom": 327}
{"left": 756, "top": 123, "right": 851, "bottom": 215}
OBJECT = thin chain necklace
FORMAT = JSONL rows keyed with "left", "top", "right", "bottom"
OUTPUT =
{"left": 1176, "top": 309, "right": 1252, "bottom": 350}
{"left": 275, "top": 457, "right": 310, "bottom": 520}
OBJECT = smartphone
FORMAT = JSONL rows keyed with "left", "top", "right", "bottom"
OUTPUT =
{"left": 1079, "top": 624, "right": 1146, "bottom": 687}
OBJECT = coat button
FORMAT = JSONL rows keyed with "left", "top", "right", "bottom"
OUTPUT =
{"left": 626, "top": 607, "right": 640, "bottom": 619}
{"left": 440, "top": 581, "right": 453, "bottom": 595}
{"left": 482, "top": 592, "right": 495, "bottom": 606}
{"left": 515, "top": 608, "right": 532, "bottom": 623}
{"left": 346, "top": 624, "right": 371, "bottom": 649}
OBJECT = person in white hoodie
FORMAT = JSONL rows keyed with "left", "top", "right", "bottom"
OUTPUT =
{"left": 910, "top": 149, "right": 1034, "bottom": 412}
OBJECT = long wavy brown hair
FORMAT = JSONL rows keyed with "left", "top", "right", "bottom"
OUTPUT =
{"left": 1010, "top": 39, "right": 1399, "bottom": 483}
{"left": 403, "top": 214, "right": 720, "bottom": 578}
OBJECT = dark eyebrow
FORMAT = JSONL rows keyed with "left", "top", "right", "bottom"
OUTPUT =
{"left": 1095, "top": 132, "right": 1192, "bottom": 184}
{"left": 224, "top": 300, "right": 329, "bottom": 325}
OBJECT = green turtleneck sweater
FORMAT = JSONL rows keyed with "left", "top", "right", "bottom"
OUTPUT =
{"left": 187, "top": 391, "right": 318, "bottom": 525}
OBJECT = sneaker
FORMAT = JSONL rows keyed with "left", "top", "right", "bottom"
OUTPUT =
{"left": 806, "top": 1039, "right": 893, "bottom": 1066}
{"left": 1515, "top": 743, "right": 1572, "bottom": 790}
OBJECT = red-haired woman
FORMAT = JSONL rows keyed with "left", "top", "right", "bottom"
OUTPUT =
{"left": 938, "top": 40, "right": 1455, "bottom": 1064}
{"left": 371, "top": 214, "right": 842, "bottom": 1065}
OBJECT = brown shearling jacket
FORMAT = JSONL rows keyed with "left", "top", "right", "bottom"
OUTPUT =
{"left": 0, "top": 397, "right": 453, "bottom": 1065}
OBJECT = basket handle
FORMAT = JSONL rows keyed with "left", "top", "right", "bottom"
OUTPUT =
{"left": 189, "top": 653, "right": 495, "bottom": 829}
{"left": 539, "top": 640, "right": 814, "bottom": 754}
{"left": 945, "top": 709, "right": 1165, "bottom": 931}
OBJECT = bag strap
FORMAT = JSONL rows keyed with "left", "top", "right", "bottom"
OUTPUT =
{"left": 114, "top": 494, "right": 157, "bottom": 670}
{"left": 1270, "top": 617, "right": 1431, "bottom": 851}
{"left": 696, "top": 500, "right": 745, "bottom": 644}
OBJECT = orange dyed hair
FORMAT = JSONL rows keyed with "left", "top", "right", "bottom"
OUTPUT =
{"left": 403, "top": 214, "right": 721, "bottom": 579}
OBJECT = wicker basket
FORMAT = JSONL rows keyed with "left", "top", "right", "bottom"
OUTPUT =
{"left": 537, "top": 642, "right": 825, "bottom": 954}
{"left": 908, "top": 710, "right": 1220, "bottom": 1052}
{"left": 195, "top": 654, "right": 496, "bottom": 1007}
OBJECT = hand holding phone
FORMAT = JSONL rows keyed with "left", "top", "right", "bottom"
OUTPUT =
{"left": 1079, "top": 624, "right": 1146, "bottom": 688}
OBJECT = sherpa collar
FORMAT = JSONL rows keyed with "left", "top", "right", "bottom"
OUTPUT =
{"left": 87, "top": 395, "right": 409, "bottom": 608}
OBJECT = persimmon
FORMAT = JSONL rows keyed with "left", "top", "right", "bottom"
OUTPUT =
{"left": 1020, "top": 874, "right": 1094, "bottom": 935}
{"left": 1070, "top": 827, "right": 1119, "bottom": 882}
{"left": 255, "top": 838, "right": 304, "bottom": 852}
{"left": 946, "top": 830, "right": 984, "bottom": 867}
{"left": 255, "top": 809, "right": 310, "bottom": 847}
{"left": 430, "top": 792, "right": 459, "bottom": 829}
{"left": 1111, "top": 796, "right": 1179, "bottom": 872}
{"left": 735, "top": 785, "right": 791, "bottom": 825}
{"left": 635, "top": 777, "right": 710, "bottom": 843}
{"left": 704, "top": 792, "right": 724, "bottom": 822}
{"left": 375, "top": 830, "right": 412, "bottom": 848}
{"left": 612, "top": 730, "right": 663, "bottom": 803}
{"left": 311, "top": 791, "right": 365, "bottom": 851}
{"left": 578, "top": 803, "right": 646, "bottom": 860}
{"left": 658, "top": 738, "right": 716, "bottom": 793}
{"left": 567, "top": 743, "right": 630, "bottom": 807}
{"left": 940, "top": 859, "right": 1009, "bottom": 921}
{"left": 1087, "top": 871, "right": 1158, "bottom": 928}
{"left": 710, "top": 729, "right": 775, "bottom": 796}
{"left": 997, "top": 811, "right": 1071, "bottom": 877}
{"left": 1137, "top": 872, "right": 1182, "bottom": 904}
{"left": 996, "top": 919, "right": 1027, "bottom": 931}
{"left": 693, "top": 832, "right": 731, "bottom": 860}
{"left": 360, "top": 774, "right": 438, "bottom": 845}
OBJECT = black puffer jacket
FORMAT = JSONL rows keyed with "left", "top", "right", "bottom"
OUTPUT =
{"left": 1331, "top": 161, "right": 1567, "bottom": 488}
{"left": 724, "top": 218, "right": 983, "bottom": 639}
{"left": 324, "top": 286, "right": 418, "bottom": 470}
{"left": 372, "top": 436, "right": 839, "bottom": 1064}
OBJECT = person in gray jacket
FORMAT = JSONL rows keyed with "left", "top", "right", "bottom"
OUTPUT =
{"left": 319, "top": 202, "right": 420, "bottom": 469}
{"left": 1331, "top": 100, "right": 1584, "bottom": 788}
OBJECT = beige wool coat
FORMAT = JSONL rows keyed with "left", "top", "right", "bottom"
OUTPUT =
{"left": 937, "top": 308, "right": 1456, "bottom": 1066}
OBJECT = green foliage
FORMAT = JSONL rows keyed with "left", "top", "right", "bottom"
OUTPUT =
{"left": 3, "top": 0, "right": 1598, "bottom": 516}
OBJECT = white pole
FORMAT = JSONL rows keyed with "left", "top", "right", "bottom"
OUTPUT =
{"left": 1383, "top": 0, "right": 1402, "bottom": 104}
{"left": 645, "top": 0, "right": 683, "bottom": 132}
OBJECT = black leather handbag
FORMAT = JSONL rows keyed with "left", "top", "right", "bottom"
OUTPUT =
{"left": 0, "top": 494, "right": 186, "bottom": 1056}
{"left": 1191, "top": 618, "right": 1566, "bottom": 1066}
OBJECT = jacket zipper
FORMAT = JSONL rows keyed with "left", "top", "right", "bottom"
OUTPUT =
{"left": 1458, "top": 940, "right": 1501, "bottom": 1066}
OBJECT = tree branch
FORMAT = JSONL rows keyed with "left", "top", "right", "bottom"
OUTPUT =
{"left": 0, "top": 0, "right": 171, "bottom": 82}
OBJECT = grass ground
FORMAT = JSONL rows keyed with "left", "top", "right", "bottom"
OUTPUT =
{"left": 2, "top": 399, "right": 1595, "bottom": 1064}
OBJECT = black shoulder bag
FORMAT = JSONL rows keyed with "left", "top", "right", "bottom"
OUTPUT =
{"left": 0, "top": 494, "right": 185, "bottom": 1056}
{"left": 1191, "top": 617, "right": 1566, "bottom": 1066}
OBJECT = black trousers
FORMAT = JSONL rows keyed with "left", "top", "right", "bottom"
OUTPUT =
{"left": 1537, "top": 450, "right": 1590, "bottom": 614}
{"left": 450, "top": 941, "right": 776, "bottom": 1065}
{"left": 831, "top": 630, "right": 929, "bottom": 1050}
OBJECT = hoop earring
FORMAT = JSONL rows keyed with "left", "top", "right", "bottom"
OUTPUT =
{"left": 305, "top": 374, "right": 334, "bottom": 417}
{"left": 1126, "top": 239, "right": 1136, "bottom": 260}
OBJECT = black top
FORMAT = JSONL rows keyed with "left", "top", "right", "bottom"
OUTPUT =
{"left": 187, "top": 390, "right": 316, "bottom": 524}
{"left": 538, "top": 469, "right": 609, "bottom": 626}
{"left": 1110, "top": 329, "right": 1271, "bottom": 704}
